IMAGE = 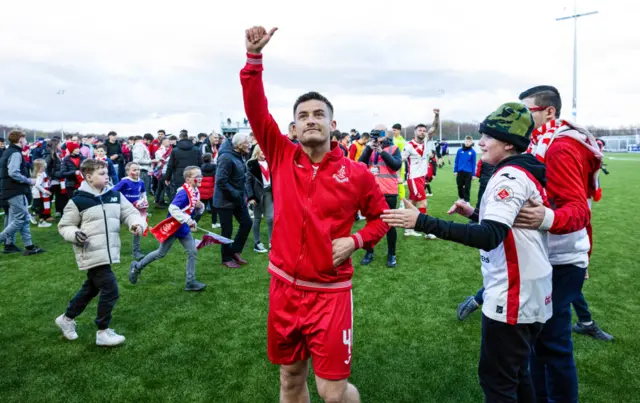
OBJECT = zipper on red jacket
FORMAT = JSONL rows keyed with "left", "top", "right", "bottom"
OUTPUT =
{"left": 292, "top": 164, "right": 319, "bottom": 284}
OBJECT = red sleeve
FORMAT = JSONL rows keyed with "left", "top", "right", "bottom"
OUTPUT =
{"left": 546, "top": 141, "right": 592, "bottom": 234}
{"left": 350, "top": 168, "right": 390, "bottom": 250}
{"left": 476, "top": 160, "right": 482, "bottom": 177}
{"left": 240, "top": 53, "right": 293, "bottom": 170}
{"left": 348, "top": 144, "right": 357, "bottom": 160}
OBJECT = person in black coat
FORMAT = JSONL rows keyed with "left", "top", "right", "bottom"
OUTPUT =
{"left": 246, "top": 144, "right": 273, "bottom": 254}
{"left": 213, "top": 134, "right": 252, "bottom": 268}
{"left": 60, "top": 142, "right": 85, "bottom": 191}
{"left": 164, "top": 132, "right": 202, "bottom": 200}
{"left": 45, "top": 138, "right": 68, "bottom": 215}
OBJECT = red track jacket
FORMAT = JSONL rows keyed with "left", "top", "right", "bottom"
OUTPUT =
{"left": 241, "top": 53, "right": 389, "bottom": 292}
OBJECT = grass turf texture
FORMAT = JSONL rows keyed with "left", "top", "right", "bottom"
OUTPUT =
{"left": 1, "top": 154, "right": 639, "bottom": 402}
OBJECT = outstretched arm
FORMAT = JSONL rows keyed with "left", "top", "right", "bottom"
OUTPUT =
{"left": 240, "top": 26, "right": 291, "bottom": 169}
{"left": 427, "top": 109, "right": 440, "bottom": 139}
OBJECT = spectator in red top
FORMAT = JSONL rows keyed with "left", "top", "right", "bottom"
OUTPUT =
{"left": 242, "top": 26, "right": 389, "bottom": 403}
{"left": 515, "top": 85, "right": 612, "bottom": 402}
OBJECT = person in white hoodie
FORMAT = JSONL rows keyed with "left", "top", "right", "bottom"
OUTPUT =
{"left": 55, "top": 159, "right": 145, "bottom": 347}
{"left": 132, "top": 134, "right": 156, "bottom": 199}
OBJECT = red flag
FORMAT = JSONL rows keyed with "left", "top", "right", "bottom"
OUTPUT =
{"left": 150, "top": 217, "right": 182, "bottom": 243}
{"left": 196, "top": 233, "right": 233, "bottom": 250}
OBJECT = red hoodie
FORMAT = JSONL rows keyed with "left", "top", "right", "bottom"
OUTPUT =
{"left": 241, "top": 53, "right": 389, "bottom": 292}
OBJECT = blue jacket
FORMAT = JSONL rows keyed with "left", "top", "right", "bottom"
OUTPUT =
{"left": 213, "top": 139, "right": 249, "bottom": 209}
{"left": 168, "top": 186, "right": 201, "bottom": 238}
{"left": 454, "top": 146, "right": 476, "bottom": 174}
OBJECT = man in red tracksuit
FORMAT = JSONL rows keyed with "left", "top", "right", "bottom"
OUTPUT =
{"left": 241, "top": 26, "right": 389, "bottom": 403}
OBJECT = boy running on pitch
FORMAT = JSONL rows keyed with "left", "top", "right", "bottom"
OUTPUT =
{"left": 55, "top": 159, "right": 145, "bottom": 346}
{"left": 128, "top": 166, "right": 206, "bottom": 291}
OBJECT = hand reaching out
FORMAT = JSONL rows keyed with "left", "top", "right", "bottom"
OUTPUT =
{"left": 245, "top": 26, "right": 278, "bottom": 54}
{"left": 130, "top": 225, "right": 143, "bottom": 236}
{"left": 380, "top": 199, "right": 421, "bottom": 229}
{"left": 447, "top": 200, "right": 475, "bottom": 217}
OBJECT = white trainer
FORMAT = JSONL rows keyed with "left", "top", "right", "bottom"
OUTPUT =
{"left": 425, "top": 234, "right": 438, "bottom": 240}
{"left": 96, "top": 329, "right": 126, "bottom": 346}
{"left": 55, "top": 314, "right": 78, "bottom": 341}
{"left": 38, "top": 221, "right": 53, "bottom": 228}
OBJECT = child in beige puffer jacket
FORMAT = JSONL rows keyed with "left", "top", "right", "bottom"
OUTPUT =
{"left": 55, "top": 159, "right": 146, "bottom": 347}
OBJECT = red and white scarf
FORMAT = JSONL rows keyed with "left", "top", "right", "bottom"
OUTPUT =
{"left": 259, "top": 160, "right": 270, "bottom": 186}
{"left": 39, "top": 173, "right": 51, "bottom": 215}
{"left": 527, "top": 119, "right": 603, "bottom": 195}
{"left": 70, "top": 156, "right": 83, "bottom": 189}
{"left": 181, "top": 183, "right": 200, "bottom": 214}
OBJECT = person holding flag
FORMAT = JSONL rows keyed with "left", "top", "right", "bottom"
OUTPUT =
{"left": 128, "top": 166, "right": 206, "bottom": 291}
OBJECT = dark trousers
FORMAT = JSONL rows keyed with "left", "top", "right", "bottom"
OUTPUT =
{"left": 218, "top": 206, "right": 252, "bottom": 262}
{"left": 199, "top": 198, "right": 218, "bottom": 225}
{"left": 65, "top": 265, "right": 119, "bottom": 330}
{"left": 155, "top": 179, "right": 168, "bottom": 205}
{"left": 50, "top": 184, "right": 68, "bottom": 214}
{"left": 366, "top": 194, "right": 397, "bottom": 256}
{"left": 572, "top": 292, "right": 592, "bottom": 323}
{"left": 456, "top": 171, "right": 473, "bottom": 202}
{"left": 479, "top": 315, "right": 542, "bottom": 403}
{"left": 32, "top": 199, "right": 50, "bottom": 220}
{"left": 531, "top": 264, "right": 586, "bottom": 403}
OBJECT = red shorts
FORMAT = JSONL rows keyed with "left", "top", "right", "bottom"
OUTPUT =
{"left": 408, "top": 177, "right": 427, "bottom": 201}
{"left": 268, "top": 277, "right": 353, "bottom": 380}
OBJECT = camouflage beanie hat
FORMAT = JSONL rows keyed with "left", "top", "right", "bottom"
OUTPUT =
{"left": 479, "top": 102, "right": 535, "bottom": 152}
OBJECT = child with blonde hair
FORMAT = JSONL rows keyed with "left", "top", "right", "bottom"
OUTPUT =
{"left": 31, "top": 159, "right": 53, "bottom": 228}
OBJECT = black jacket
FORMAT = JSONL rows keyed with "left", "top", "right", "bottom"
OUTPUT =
{"left": 61, "top": 155, "right": 85, "bottom": 189}
{"left": 478, "top": 161, "right": 496, "bottom": 189}
{"left": 358, "top": 138, "right": 403, "bottom": 172}
{"left": 213, "top": 140, "right": 249, "bottom": 209}
{"left": 164, "top": 139, "right": 202, "bottom": 186}
{"left": 105, "top": 140, "right": 123, "bottom": 164}
{"left": 0, "top": 144, "right": 30, "bottom": 201}
{"left": 46, "top": 154, "right": 64, "bottom": 182}
{"left": 246, "top": 159, "right": 271, "bottom": 204}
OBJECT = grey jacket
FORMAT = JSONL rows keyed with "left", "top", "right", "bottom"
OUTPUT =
{"left": 58, "top": 182, "right": 146, "bottom": 270}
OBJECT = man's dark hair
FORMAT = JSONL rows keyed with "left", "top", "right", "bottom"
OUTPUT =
{"left": 180, "top": 129, "right": 188, "bottom": 136}
{"left": 293, "top": 92, "right": 334, "bottom": 118}
{"left": 361, "top": 132, "right": 370, "bottom": 139}
{"left": 128, "top": 136, "right": 135, "bottom": 141}
{"left": 169, "top": 135, "right": 178, "bottom": 141}
{"left": 157, "top": 129, "right": 166, "bottom": 136}
{"left": 143, "top": 133, "right": 154, "bottom": 142}
{"left": 0, "top": 137, "right": 5, "bottom": 143}
{"left": 65, "top": 134, "right": 73, "bottom": 140}
{"left": 107, "top": 131, "right": 117, "bottom": 137}
{"left": 392, "top": 123, "right": 402, "bottom": 130}
{"left": 339, "top": 132, "right": 350, "bottom": 141}
{"left": 179, "top": 132, "right": 189, "bottom": 140}
{"left": 203, "top": 153, "right": 212, "bottom": 163}
{"left": 519, "top": 85, "right": 562, "bottom": 118}
{"left": 198, "top": 133, "right": 207, "bottom": 140}
{"left": 415, "top": 124, "right": 427, "bottom": 130}
{"left": 134, "top": 135, "right": 143, "bottom": 141}
{"left": 288, "top": 121, "right": 295, "bottom": 129}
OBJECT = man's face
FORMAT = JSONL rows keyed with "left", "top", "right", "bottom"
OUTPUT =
{"left": 108, "top": 135, "right": 116, "bottom": 143}
{"left": 358, "top": 137, "right": 368, "bottom": 145}
{"left": 295, "top": 100, "right": 336, "bottom": 147}
{"left": 162, "top": 139, "right": 170, "bottom": 148}
{"left": 393, "top": 128, "right": 401, "bottom": 137}
{"left": 288, "top": 124, "right": 297, "bottom": 140}
{"left": 465, "top": 139, "right": 473, "bottom": 147}
{"left": 157, "top": 132, "right": 165, "bottom": 139}
{"left": 414, "top": 126, "right": 427, "bottom": 142}
{"left": 522, "top": 97, "right": 554, "bottom": 130}
{"left": 0, "top": 141, "right": 5, "bottom": 149}
{"left": 72, "top": 136, "right": 79, "bottom": 143}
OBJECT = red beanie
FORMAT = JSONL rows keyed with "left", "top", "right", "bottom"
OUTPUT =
{"left": 66, "top": 142, "right": 80, "bottom": 154}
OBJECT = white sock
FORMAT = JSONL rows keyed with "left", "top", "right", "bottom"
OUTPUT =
{"left": 582, "top": 321, "right": 593, "bottom": 326}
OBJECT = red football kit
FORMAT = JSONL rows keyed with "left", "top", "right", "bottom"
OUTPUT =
{"left": 241, "top": 53, "right": 389, "bottom": 379}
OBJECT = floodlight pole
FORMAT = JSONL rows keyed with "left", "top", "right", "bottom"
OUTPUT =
{"left": 556, "top": 1, "right": 598, "bottom": 122}
{"left": 436, "top": 88, "right": 445, "bottom": 141}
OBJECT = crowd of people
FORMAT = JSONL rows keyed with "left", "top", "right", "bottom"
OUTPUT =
{"left": 0, "top": 24, "right": 616, "bottom": 403}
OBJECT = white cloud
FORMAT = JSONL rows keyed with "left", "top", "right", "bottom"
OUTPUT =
{"left": 1, "top": 0, "right": 638, "bottom": 137}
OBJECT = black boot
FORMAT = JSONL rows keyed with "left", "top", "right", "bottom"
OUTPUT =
{"left": 360, "top": 251, "right": 374, "bottom": 266}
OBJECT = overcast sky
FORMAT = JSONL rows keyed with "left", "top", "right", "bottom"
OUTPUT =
{"left": 1, "top": 0, "right": 637, "bottom": 136}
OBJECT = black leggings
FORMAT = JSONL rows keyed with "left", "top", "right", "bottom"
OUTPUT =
{"left": 367, "top": 194, "right": 397, "bottom": 256}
